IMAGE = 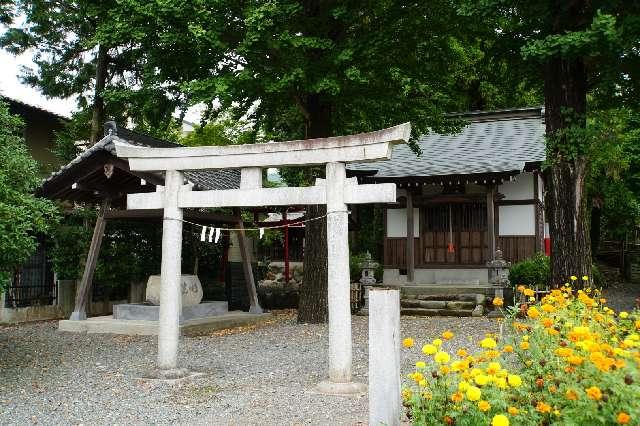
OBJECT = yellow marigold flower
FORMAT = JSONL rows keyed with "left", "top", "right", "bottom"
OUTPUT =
{"left": 401, "top": 388, "right": 412, "bottom": 401}
{"left": 617, "top": 412, "right": 631, "bottom": 424}
{"left": 493, "top": 297, "right": 504, "bottom": 307}
{"left": 474, "top": 374, "right": 489, "bottom": 386}
{"left": 458, "top": 381, "right": 470, "bottom": 392}
{"left": 507, "top": 406, "right": 519, "bottom": 415}
{"left": 507, "top": 374, "right": 522, "bottom": 387}
{"left": 478, "top": 400, "right": 491, "bottom": 412}
{"left": 402, "top": 337, "right": 415, "bottom": 348}
{"left": 412, "top": 372, "right": 424, "bottom": 383}
{"left": 571, "top": 275, "right": 577, "bottom": 281}
{"left": 635, "top": 320, "right": 640, "bottom": 329}
{"left": 503, "top": 345, "right": 514, "bottom": 353}
{"left": 523, "top": 288, "right": 535, "bottom": 297}
{"left": 565, "top": 389, "right": 578, "bottom": 401}
{"left": 480, "top": 337, "right": 497, "bottom": 349}
{"left": 466, "top": 385, "right": 481, "bottom": 401}
{"left": 517, "top": 285, "right": 525, "bottom": 292}
{"left": 434, "top": 351, "right": 450, "bottom": 364}
{"left": 418, "top": 379, "right": 427, "bottom": 387}
{"left": 440, "top": 365, "right": 450, "bottom": 375}
{"left": 586, "top": 386, "right": 602, "bottom": 401}
{"left": 485, "top": 349, "right": 501, "bottom": 359}
{"left": 527, "top": 306, "right": 540, "bottom": 319}
{"left": 492, "top": 414, "right": 509, "bottom": 426}
{"left": 582, "top": 275, "right": 589, "bottom": 281}
{"left": 519, "top": 341, "right": 530, "bottom": 350}
{"left": 457, "top": 348, "right": 468, "bottom": 357}
{"left": 486, "top": 362, "right": 501, "bottom": 375}
{"left": 541, "top": 303, "right": 555, "bottom": 313}
{"left": 555, "top": 347, "right": 573, "bottom": 357}
{"left": 451, "top": 391, "right": 463, "bottom": 403}
{"left": 568, "top": 355, "right": 583, "bottom": 365}
{"left": 442, "top": 330, "right": 454, "bottom": 340}
{"left": 416, "top": 361, "right": 426, "bottom": 369}
{"left": 620, "top": 311, "right": 629, "bottom": 319}
{"left": 496, "top": 377, "right": 508, "bottom": 389}
{"left": 536, "top": 402, "right": 552, "bottom": 414}
{"left": 422, "top": 344, "right": 437, "bottom": 355}
{"left": 433, "top": 338, "right": 443, "bottom": 347}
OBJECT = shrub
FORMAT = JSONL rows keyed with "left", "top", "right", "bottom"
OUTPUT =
{"left": 401, "top": 285, "right": 640, "bottom": 425}
{"left": 508, "top": 253, "right": 550, "bottom": 289}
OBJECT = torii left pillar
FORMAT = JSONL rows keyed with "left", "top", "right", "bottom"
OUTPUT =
{"left": 157, "top": 170, "right": 183, "bottom": 371}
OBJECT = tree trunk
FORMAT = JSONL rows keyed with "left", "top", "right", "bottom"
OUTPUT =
{"left": 298, "top": 94, "right": 331, "bottom": 323}
{"left": 544, "top": 49, "right": 592, "bottom": 287}
{"left": 89, "top": 44, "right": 109, "bottom": 145}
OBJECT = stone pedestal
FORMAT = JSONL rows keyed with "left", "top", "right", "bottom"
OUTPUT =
{"left": 145, "top": 274, "right": 203, "bottom": 307}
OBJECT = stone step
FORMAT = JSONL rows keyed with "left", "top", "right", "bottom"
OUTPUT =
{"left": 400, "top": 299, "right": 477, "bottom": 310}
{"left": 401, "top": 285, "right": 496, "bottom": 297}
{"left": 402, "top": 293, "right": 484, "bottom": 303}
{"left": 401, "top": 308, "right": 475, "bottom": 317}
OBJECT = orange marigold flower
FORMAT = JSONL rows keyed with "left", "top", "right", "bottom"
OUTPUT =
{"left": 517, "top": 285, "right": 525, "bottom": 293}
{"left": 527, "top": 307, "right": 540, "bottom": 319}
{"left": 566, "top": 389, "right": 578, "bottom": 400}
{"left": 508, "top": 406, "right": 519, "bottom": 415}
{"left": 457, "top": 348, "right": 468, "bottom": 357}
{"left": 520, "top": 341, "right": 530, "bottom": 350}
{"left": 478, "top": 400, "right": 491, "bottom": 412}
{"left": 503, "top": 345, "right": 514, "bottom": 353}
{"left": 617, "top": 412, "right": 631, "bottom": 424}
{"left": 523, "top": 288, "right": 535, "bottom": 297}
{"left": 493, "top": 297, "right": 504, "bottom": 307}
{"left": 542, "top": 318, "right": 554, "bottom": 328}
{"left": 541, "top": 303, "right": 556, "bottom": 313}
{"left": 586, "top": 386, "right": 602, "bottom": 401}
{"left": 568, "top": 355, "right": 583, "bottom": 365}
{"left": 536, "top": 402, "right": 552, "bottom": 413}
{"left": 451, "top": 391, "right": 463, "bottom": 403}
{"left": 442, "top": 330, "right": 454, "bottom": 340}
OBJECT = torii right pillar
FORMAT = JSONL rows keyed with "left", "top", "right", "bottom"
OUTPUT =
{"left": 317, "top": 162, "right": 366, "bottom": 394}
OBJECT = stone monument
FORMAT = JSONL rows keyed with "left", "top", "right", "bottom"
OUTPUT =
{"left": 358, "top": 252, "right": 379, "bottom": 315}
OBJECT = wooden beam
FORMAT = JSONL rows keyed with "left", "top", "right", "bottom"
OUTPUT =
{"left": 234, "top": 209, "right": 263, "bottom": 314}
{"left": 115, "top": 123, "right": 411, "bottom": 171}
{"left": 69, "top": 198, "right": 110, "bottom": 320}
{"left": 104, "top": 208, "right": 238, "bottom": 223}
{"left": 406, "top": 190, "right": 415, "bottom": 283}
{"left": 486, "top": 186, "right": 496, "bottom": 261}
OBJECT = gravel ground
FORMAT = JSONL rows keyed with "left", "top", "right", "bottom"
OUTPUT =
{"left": 601, "top": 281, "right": 640, "bottom": 313}
{"left": 0, "top": 311, "right": 499, "bottom": 426}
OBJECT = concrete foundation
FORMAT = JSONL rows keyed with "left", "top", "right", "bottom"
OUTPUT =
{"left": 58, "top": 311, "right": 272, "bottom": 336}
{"left": 383, "top": 268, "right": 489, "bottom": 286}
{"left": 113, "top": 301, "right": 228, "bottom": 322}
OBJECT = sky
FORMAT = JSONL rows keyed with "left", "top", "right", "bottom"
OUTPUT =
{"left": 0, "top": 49, "right": 77, "bottom": 118}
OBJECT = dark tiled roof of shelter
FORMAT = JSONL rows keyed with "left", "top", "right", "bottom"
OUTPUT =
{"left": 41, "top": 122, "right": 240, "bottom": 192}
{"left": 348, "top": 107, "right": 545, "bottom": 179}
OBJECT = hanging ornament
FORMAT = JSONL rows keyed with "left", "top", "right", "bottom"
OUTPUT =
{"left": 208, "top": 227, "right": 215, "bottom": 242}
{"left": 259, "top": 228, "right": 265, "bottom": 239}
{"left": 214, "top": 228, "right": 221, "bottom": 243}
{"left": 447, "top": 204, "right": 455, "bottom": 253}
{"left": 200, "top": 226, "right": 207, "bottom": 242}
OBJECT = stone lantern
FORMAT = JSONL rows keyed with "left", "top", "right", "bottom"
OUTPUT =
{"left": 486, "top": 248, "right": 510, "bottom": 301}
{"left": 358, "top": 252, "right": 379, "bottom": 315}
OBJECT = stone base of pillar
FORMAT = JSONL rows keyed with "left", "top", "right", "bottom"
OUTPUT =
{"left": 248, "top": 305, "right": 264, "bottom": 314}
{"left": 140, "top": 367, "right": 196, "bottom": 381}
{"left": 315, "top": 380, "right": 366, "bottom": 396}
{"left": 69, "top": 310, "right": 87, "bottom": 321}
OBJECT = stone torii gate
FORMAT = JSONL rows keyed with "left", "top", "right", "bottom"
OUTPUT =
{"left": 115, "top": 123, "right": 410, "bottom": 393}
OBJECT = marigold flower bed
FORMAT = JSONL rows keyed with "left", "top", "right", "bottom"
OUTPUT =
{"left": 402, "top": 280, "right": 640, "bottom": 425}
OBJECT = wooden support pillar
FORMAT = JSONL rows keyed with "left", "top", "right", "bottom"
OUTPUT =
{"left": 69, "top": 198, "right": 110, "bottom": 321}
{"left": 234, "top": 209, "right": 263, "bottom": 314}
{"left": 406, "top": 190, "right": 415, "bottom": 283}
{"left": 487, "top": 186, "right": 496, "bottom": 260}
{"left": 283, "top": 210, "right": 290, "bottom": 283}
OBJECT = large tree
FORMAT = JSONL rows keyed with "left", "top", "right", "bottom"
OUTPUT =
{"left": 100, "top": 0, "right": 517, "bottom": 321}
{"left": 466, "top": 0, "right": 640, "bottom": 285}
{"left": 1, "top": 0, "right": 183, "bottom": 147}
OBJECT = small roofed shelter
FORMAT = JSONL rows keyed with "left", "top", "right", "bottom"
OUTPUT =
{"left": 348, "top": 107, "right": 547, "bottom": 286}
{"left": 39, "top": 122, "right": 261, "bottom": 320}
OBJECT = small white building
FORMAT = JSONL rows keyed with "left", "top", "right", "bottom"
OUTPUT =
{"left": 349, "top": 107, "right": 547, "bottom": 287}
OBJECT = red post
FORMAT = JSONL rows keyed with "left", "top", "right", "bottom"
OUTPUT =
{"left": 283, "top": 211, "right": 290, "bottom": 283}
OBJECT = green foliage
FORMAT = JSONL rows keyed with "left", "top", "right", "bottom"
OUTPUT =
{"left": 49, "top": 208, "right": 93, "bottom": 280}
{"left": 508, "top": 253, "right": 551, "bottom": 289}
{"left": 180, "top": 114, "right": 257, "bottom": 147}
{"left": 0, "top": 100, "right": 60, "bottom": 288}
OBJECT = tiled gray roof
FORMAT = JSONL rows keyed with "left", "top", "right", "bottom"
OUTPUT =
{"left": 348, "top": 112, "right": 545, "bottom": 178}
{"left": 41, "top": 124, "right": 240, "bottom": 191}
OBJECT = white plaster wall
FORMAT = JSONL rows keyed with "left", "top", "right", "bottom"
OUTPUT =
{"left": 386, "top": 208, "right": 419, "bottom": 238}
{"left": 499, "top": 205, "right": 535, "bottom": 235}
{"left": 498, "top": 173, "right": 533, "bottom": 200}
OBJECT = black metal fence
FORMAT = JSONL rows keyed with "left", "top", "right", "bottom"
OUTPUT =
{"left": 5, "top": 239, "right": 56, "bottom": 308}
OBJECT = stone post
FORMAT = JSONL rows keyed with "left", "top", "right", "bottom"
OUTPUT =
{"left": 317, "top": 162, "right": 365, "bottom": 394}
{"left": 158, "top": 170, "right": 183, "bottom": 370}
{"left": 369, "top": 288, "right": 401, "bottom": 426}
